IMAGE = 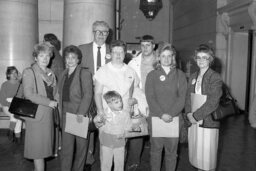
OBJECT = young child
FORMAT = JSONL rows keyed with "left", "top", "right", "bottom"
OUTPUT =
{"left": 94, "top": 91, "right": 139, "bottom": 171}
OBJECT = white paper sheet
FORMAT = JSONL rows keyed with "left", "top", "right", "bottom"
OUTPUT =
{"left": 65, "top": 112, "right": 89, "bottom": 139}
{"left": 152, "top": 116, "right": 179, "bottom": 137}
{"left": 191, "top": 93, "right": 207, "bottom": 112}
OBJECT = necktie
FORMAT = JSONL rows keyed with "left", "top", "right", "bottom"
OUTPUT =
{"left": 97, "top": 46, "right": 101, "bottom": 70}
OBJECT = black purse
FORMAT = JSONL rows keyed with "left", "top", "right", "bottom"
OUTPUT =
{"left": 212, "top": 84, "right": 239, "bottom": 120}
{"left": 79, "top": 68, "right": 97, "bottom": 132}
{"left": 9, "top": 68, "right": 38, "bottom": 118}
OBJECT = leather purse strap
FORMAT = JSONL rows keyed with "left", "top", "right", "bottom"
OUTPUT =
{"left": 14, "top": 67, "right": 38, "bottom": 97}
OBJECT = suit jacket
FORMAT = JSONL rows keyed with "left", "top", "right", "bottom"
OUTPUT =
{"left": 58, "top": 65, "right": 93, "bottom": 116}
{"left": 184, "top": 68, "right": 222, "bottom": 128}
{"left": 79, "top": 42, "right": 111, "bottom": 74}
{"left": 22, "top": 63, "right": 57, "bottom": 122}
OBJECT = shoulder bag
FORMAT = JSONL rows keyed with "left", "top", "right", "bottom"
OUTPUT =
{"left": 9, "top": 68, "right": 38, "bottom": 118}
{"left": 212, "top": 84, "right": 239, "bottom": 120}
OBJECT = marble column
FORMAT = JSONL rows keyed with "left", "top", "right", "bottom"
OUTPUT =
{"left": 63, "top": 0, "right": 115, "bottom": 47}
{"left": 0, "top": 0, "right": 38, "bottom": 84}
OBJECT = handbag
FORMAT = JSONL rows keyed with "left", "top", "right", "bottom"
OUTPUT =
{"left": 9, "top": 68, "right": 38, "bottom": 118}
{"left": 212, "top": 84, "right": 239, "bottom": 120}
{"left": 79, "top": 68, "right": 97, "bottom": 132}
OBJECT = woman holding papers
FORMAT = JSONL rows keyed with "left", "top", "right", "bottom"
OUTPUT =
{"left": 22, "top": 42, "right": 58, "bottom": 171}
{"left": 145, "top": 43, "right": 187, "bottom": 171}
{"left": 58, "top": 45, "right": 93, "bottom": 171}
{"left": 184, "top": 44, "right": 222, "bottom": 171}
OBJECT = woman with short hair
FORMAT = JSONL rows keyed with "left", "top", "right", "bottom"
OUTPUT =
{"left": 58, "top": 45, "right": 93, "bottom": 171}
{"left": 185, "top": 44, "right": 223, "bottom": 171}
{"left": 22, "top": 42, "right": 58, "bottom": 171}
{"left": 145, "top": 42, "right": 187, "bottom": 171}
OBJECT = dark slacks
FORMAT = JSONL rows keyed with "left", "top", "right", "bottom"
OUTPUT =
{"left": 150, "top": 137, "right": 179, "bottom": 171}
{"left": 61, "top": 102, "right": 89, "bottom": 171}
{"left": 126, "top": 137, "right": 144, "bottom": 166}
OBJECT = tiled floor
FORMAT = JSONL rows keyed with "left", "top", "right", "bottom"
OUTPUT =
{"left": 0, "top": 113, "right": 256, "bottom": 171}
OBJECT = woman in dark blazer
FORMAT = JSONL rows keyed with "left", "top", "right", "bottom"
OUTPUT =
{"left": 58, "top": 45, "right": 93, "bottom": 171}
{"left": 22, "top": 42, "right": 58, "bottom": 171}
{"left": 184, "top": 44, "right": 222, "bottom": 171}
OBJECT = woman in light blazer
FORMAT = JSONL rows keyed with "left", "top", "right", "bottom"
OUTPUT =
{"left": 22, "top": 42, "right": 58, "bottom": 171}
{"left": 58, "top": 45, "right": 93, "bottom": 171}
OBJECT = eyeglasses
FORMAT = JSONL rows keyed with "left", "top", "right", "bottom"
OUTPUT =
{"left": 195, "top": 56, "right": 210, "bottom": 61}
{"left": 94, "top": 30, "right": 109, "bottom": 36}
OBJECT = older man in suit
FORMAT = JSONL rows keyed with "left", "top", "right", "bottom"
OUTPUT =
{"left": 79, "top": 20, "right": 111, "bottom": 74}
{"left": 79, "top": 20, "right": 111, "bottom": 169}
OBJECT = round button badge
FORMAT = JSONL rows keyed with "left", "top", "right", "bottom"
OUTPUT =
{"left": 160, "top": 75, "right": 166, "bottom": 81}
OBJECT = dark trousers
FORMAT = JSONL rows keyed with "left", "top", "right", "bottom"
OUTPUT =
{"left": 150, "top": 137, "right": 179, "bottom": 171}
{"left": 61, "top": 102, "right": 89, "bottom": 171}
{"left": 126, "top": 137, "right": 144, "bottom": 166}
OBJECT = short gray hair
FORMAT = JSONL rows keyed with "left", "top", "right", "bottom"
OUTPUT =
{"left": 92, "top": 20, "right": 110, "bottom": 31}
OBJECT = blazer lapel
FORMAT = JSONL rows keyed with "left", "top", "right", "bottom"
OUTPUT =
{"left": 69, "top": 66, "right": 80, "bottom": 94}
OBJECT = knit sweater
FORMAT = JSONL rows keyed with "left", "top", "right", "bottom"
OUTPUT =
{"left": 145, "top": 67, "right": 187, "bottom": 118}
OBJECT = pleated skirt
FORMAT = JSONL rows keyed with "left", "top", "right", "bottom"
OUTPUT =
{"left": 188, "top": 121, "right": 219, "bottom": 171}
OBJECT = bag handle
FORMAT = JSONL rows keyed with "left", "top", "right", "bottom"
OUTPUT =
{"left": 14, "top": 67, "right": 38, "bottom": 97}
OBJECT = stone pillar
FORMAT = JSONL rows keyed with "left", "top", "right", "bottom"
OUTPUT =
{"left": 0, "top": 0, "right": 38, "bottom": 84}
{"left": 63, "top": 0, "right": 115, "bottom": 47}
{"left": 215, "top": 12, "right": 230, "bottom": 83}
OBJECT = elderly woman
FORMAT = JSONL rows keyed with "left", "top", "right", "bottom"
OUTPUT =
{"left": 0, "top": 66, "right": 23, "bottom": 143}
{"left": 94, "top": 40, "right": 140, "bottom": 171}
{"left": 94, "top": 40, "right": 140, "bottom": 116}
{"left": 145, "top": 43, "right": 187, "bottom": 171}
{"left": 58, "top": 45, "right": 93, "bottom": 171}
{"left": 184, "top": 44, "right": 222, "bottom": 171}
{"left": 22, "top": 42, "right": 58, "bottom": 171}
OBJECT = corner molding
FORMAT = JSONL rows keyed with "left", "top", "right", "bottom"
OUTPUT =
{"left": 219, "top": 12, "right": 230, "bottom": 37}
{"left": 218, "top": 0, "right": 252, "bottom": 14}
{"left": 248, "top": 1, "right": 256, "bottom": 29}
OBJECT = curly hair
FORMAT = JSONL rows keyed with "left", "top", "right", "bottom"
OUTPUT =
{"left": 63, "top": 45, "right": 83, "bottom": 64}
{"left": 32, "top": 42, "right": 53, "bottom": 58}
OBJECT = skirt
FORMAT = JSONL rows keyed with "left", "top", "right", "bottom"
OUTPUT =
{"left": 188, "top": 121, "right": 219, "bottom": 170}
{"left": 24, "top": 113, "right": 54, "bottom": 159}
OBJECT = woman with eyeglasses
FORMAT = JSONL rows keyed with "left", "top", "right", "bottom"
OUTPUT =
{"left": 0, "top": 66, "right": 23, "bottom": 143}
{"left": 184, "top": 44, "right": 223, "bottom": 171}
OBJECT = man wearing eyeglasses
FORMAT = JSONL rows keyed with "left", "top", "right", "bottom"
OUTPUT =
{"left": 79, "top": 20, "right": 111, "bottom": 171}
{"left": 79, "top": 20, "right": 111, "bottom": 74}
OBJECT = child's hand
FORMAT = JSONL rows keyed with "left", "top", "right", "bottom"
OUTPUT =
{"left": 93, "top": 115, "right": 105, "bottom": 128}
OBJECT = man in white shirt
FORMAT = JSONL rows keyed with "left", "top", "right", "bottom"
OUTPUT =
{"left": 127, "top": 35, "right": 156, "bottom": 170}
{"left": 128, "top": 35, "right": 156, "bottom": 91}
{"left": 79, "top": 20, "right": 111, "bottom": 75}
{"left": 78, "top": 20, "right": 111, "bottom": 170}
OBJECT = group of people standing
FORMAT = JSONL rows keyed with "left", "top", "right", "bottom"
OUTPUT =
{"left": 0, "top": 19, "right": 223, "bottom": 171}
